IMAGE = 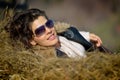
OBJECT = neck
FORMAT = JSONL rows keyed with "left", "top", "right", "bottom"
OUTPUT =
{"left": 55, "top": 41, "right": 61, "bottom": 48}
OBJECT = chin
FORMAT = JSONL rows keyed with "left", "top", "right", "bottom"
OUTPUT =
{"left": 47, "top": 38, "right": 59, "bottom": 47}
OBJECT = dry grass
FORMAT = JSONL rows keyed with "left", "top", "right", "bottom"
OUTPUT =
{"left": 0, "top": 45, "right": 120, "bottom": 80}
{"left": 0, "top": 9, "right": 120, "bottom": 80}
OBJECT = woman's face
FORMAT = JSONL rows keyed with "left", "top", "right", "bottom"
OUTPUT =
{"left": 30, "top": 16, "right": 58, "bottom": 47}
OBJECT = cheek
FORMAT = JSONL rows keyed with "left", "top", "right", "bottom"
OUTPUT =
{"left": 33, "top": 28, "right": 58, "bottom": 46}
{"left": 34, "top": 35, "right": 47, "bottom": 45}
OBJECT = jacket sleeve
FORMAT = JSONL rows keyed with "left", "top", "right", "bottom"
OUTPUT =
{"left": 79, "top": 31, "right": 90, "bottom": 42}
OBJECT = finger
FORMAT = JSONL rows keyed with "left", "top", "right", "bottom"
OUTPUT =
{"left": 90, "top": 34, "right": 102, "bottom": 47}
{"left": 96, "top": 41, "right": 101, "bottom": 47}
{"left": 91, "top": 34, "right": 102, "bottom": 44}
{"left": 96, "top": 36, "right": 102, "bottom": 44}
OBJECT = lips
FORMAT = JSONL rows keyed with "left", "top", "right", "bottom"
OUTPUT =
{"left": 47, "top": 33, "right": 56, "bottom": 40}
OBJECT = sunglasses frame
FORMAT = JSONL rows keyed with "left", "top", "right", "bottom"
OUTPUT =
{"left": 35, "top": 19, "right": 54, "bottom": 36}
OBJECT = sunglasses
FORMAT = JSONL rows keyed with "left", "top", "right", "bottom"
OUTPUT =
{"left": 35, "top": 19, "right": 54, "bottom": 36}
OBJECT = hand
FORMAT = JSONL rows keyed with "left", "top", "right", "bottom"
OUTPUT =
{"left": 90, "top": 33, "right": 102, "bottom": 47}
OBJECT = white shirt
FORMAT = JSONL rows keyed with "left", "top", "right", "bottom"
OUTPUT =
{"left": 57, "top": 31, "right": 90, "bottom": 59}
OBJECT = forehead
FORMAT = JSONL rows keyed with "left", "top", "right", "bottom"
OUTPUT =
{"left": 31, "top": 16, "right": 47, "bottom": 32}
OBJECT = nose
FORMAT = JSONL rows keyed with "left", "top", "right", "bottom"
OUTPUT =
{"left": 45, "top": 26, "right": 52, "bottom": 34}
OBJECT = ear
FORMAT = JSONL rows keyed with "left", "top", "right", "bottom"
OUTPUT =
{"left": 30, "top": 40, "right": 37, "bottom": 46}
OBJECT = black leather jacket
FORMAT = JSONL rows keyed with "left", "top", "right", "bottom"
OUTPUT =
{"left": 56, "top": 26, "right": 113, "bottom": 57}
{"left": 56, "top": 26, "right": 93, "bottom": 57}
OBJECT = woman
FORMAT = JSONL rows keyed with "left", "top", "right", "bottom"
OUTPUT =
{"left": 5, "top": 8, "right": 102, "bottom": 59}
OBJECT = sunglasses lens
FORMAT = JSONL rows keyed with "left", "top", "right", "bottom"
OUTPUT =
{"left": 35, "top": 25, "right": 45, "bottom": 36}
{"left": 46, "top": 20, "right": 54, "bottom": 28}
{"left": 35, "top": 19, "right": 54, "bottom": 36}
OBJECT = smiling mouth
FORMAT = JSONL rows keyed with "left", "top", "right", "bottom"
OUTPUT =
{"left": 47, "top": 33, "right": 56, "bottom": 40}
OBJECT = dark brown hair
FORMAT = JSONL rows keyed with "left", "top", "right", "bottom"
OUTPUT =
{"left": 5, "top": 8, "right": 48, "bottom": 49}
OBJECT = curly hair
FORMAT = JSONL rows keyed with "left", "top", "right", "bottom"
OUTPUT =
{"left": 5, "top": 8, "right": 48, "bottom": 49}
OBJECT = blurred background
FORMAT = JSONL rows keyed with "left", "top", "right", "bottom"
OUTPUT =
{"left": 0, "top": 0, "right": 120, "bottom": 52}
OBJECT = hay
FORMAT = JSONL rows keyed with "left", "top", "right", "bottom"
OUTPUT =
{"left": 0, "top": 30, "right": 120, "bottom": 80}
{"left": 0, "top": 48, "right": 120, "bottom": 80}
{"left": 0, "top": 9, "right": 120, "bottom": 80}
